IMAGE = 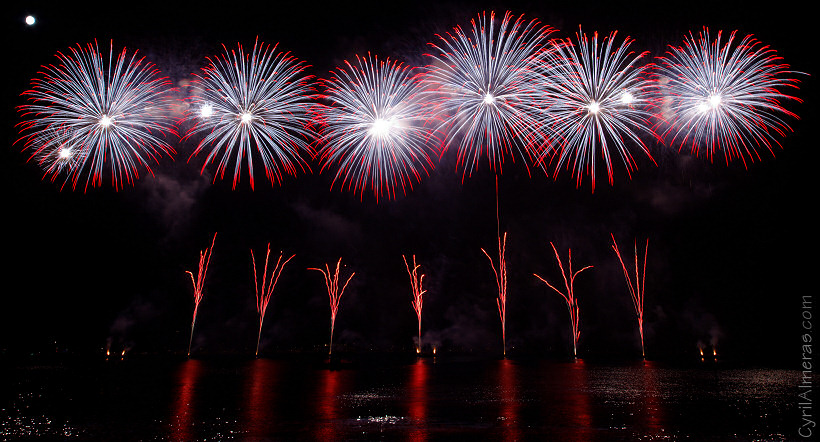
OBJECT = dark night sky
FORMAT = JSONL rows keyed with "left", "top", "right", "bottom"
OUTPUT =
{"left": 1, "top": 0, "right": 814, "bottom": 363}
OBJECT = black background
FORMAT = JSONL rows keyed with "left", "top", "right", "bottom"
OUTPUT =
{"left": 1, "top": 0, "right": 814, "bottom": 363}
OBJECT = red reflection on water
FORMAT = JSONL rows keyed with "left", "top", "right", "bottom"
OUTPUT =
{"left": 407, "top": 359, "right": 429, "bottom": 441}
{"left": 315, "top": 368, "right": 350, "bottom": 440}
{"left": 170, "top": 359, "right": 202, "bottom": 441}
{"left": 563, "top": 359, "right": 592, "bottom": 441}
{"left": 242, "top": 359, "right": 279, "bottom": 437}
{"left": 639, "top": 360, "right": 666, "bottom": 435}
{"left": 498, "top": 358, "right": 520, "bottom": 441}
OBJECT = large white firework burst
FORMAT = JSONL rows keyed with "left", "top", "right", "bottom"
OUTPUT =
{"left": 184, "top": 38, "right": 315, "bottom": 189}
{"left": 655, "top": 28, "right": 802, "bottom": 165}
{"left": 316, "top": 53, "right": 436, "bottom": 201}
{"left": 536, "top": 28, "right": 657, "bottom": 192}
{"left": 16, "top": 40, "right": 176, "bottom": 190}
{"left": 424, "top": 11, "right": 556, "bottom": 178}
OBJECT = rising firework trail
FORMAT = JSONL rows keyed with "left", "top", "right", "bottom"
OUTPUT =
{"left": 16, "top": 40, "right": 176, "bottom": 190}
{"left": 424, "top": 11, "right": 557, "bottom": 178}
{"left": 316, "top": 53, "right": 437, "bottom": 201}
{"left": 403, "top": 255, "right": 427, "bottom": 353}
{"left": 185, "top": 232, "right": 217, "bottom": 357}
{"left": 309, "top": 258, "right": 355, "bottom": 356}
{"left": 183, "top": 38, "right": 315, "bottom": 189}
{"left": 534, "top": 242, "right": 592, "bottom": 358}
{"left": 536, "top": 27, "right": 656, "bottom": 192}
{"left": 251, "top": 244, "right": 294, "bottom": 356}
{"left": 482, "top": 232, "right": 508, "bottom": 356}
{"left": 611, "top": 234, "right": 649, "bottom": 358}
{"left": 654, "top": 27, "right": 803, "bottom": 165}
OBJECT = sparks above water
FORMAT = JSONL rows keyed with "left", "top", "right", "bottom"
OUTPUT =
{"left": 251, "top": 244, "right": 294, "bottom": 356}
{"left": 185, "top": 233, "right": 217, "bottom": 357}
{"left": 482, "top": 232, "right": 509, "bottom": 356}
{"left": 534, "top": 242, "right": 592, "bottom": 358}
{"left": 403, "top": 255, "right": 427, "bottom": 353}
{"left": 611, "top": 234, "right": 649, "bottom": 358}
{"left": 309, "top": 258, "right": 355, "bottom": 356}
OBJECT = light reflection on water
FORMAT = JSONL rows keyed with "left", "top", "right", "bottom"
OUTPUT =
{"left": 170, "top": 358, "right": 201, "bottom": 441}
{"left": 1, "top": 357, "right": 801, "bottom": 441}
{"left": 407, "top": 359, "right": 429, "bottom": 441}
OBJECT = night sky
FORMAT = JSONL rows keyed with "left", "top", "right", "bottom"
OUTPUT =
{"left": 1, "top": 0, "right": 814, "bottom": 364}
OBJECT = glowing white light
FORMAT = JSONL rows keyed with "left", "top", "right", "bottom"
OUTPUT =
{"left": 99, "top": 114, "right": 112, "bottom": 127}
{"left": 200, "top": 104, "right": 213, "bottom": 118}
{"left": 587, "top": 101, "right": 600, "bottom": 114}
{"left": 240, "top": 112, "right": 253, "bottom": 124}
{"left": 698, "top": 94, "right": 722, "bottom": 114}
{"left": 620, "top": 91, "right": 634, "bottom": 105}
{"left": 25, "top": 15, "right": 35, "bottom": 25}
{"left": 483, "top": 93, "right": 495, "bottom": 105}
{"left": 58, "top": 147, "right": 72, "bottom": 159}
{"left": 369, "top": 118, "right": 393, "bottom": 138}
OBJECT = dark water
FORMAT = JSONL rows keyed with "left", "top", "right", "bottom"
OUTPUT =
{"left": 0, "top": 355, "right": 803, "bottom": 441}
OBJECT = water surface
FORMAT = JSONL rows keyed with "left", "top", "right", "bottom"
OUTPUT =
{"left": 1, "top": 356, "right": 801, "bottom": 440}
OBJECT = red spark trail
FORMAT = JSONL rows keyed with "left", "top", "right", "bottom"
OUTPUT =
{"left": 309, "top": 258, "right": 355, "bottom": 356}
{"left": 611, "top": 234, "right": 649, "bottom": 358}
{"left": 185, "top": 232, "right": 217, "bottom": 357}
{"left": 482, "top": 232, "right": 508, "bottom": 357}
{"left": 251, "top": 244, "right": 294, "bottom": 357}
{"left": 534, "top": 242, "right": 592, "bottom": 358}
{"left": 403, "top": 255, "right": 427, "bottom": 353}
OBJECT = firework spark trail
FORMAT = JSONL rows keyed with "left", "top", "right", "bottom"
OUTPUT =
{"left": 611, "top": 234, "right": 649, "bottom": 358}
{"left": 403, "top": 255, "right": 427, "bottom": 353}
{"left": 316, "top": 53, "right": 437, "bottom": 201}
{"left": 183, "top": 38, "right": 315, "bottom": 189}
{"left": 424, "top": 11, "right": 557, "bottom": 178}
{"left": 185, "top": 232, "right": 217, "bottom": 357}
{"left": 654, "top": 27, "right": 803, "bottom": 165}
{"left": 536, "top": 27, "right": 657, "bottom": 192}
{"left": 16, "top": 40, "right": 176, "bottom": 190}
{"left": 534, "top": 242, "right": 592, "bottom": 358}
{"left": 482, "top": 232, "right": 508, "bottom": 356}
{"left": 309, "top": 258, "right": 355, "bottom": 356}
{"left": 251, "top": 244, "right": 294, "bottom": 356}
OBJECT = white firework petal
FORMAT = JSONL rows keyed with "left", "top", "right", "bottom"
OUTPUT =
{"left": 424, "top": 11, "right": 557, "bottom": 179}
{"left": 536, "top": 27, "right": 657, "bottom": 192}
{"left": 655, "top": 27, "right": 803, "bottom": 165}
{"left": 316, "top": 53, "right": 437, "bottom": 201}
{"left": 184, "top": 38, "right": 315, "bottom": 189}
{"left": 16, "top": 40, "right": 176, "bottom": 190}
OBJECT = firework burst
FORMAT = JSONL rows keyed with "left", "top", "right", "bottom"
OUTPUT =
{"left": 536, "top": 28, "right": 657, "bottom": 191}
{"left": 316, "top": 54, "right": 436, "bottom": 201}
{"left": 16, "top": 40, "right": 176, "bottom": 190}
{"left": 654, "top": 28, "right": 803, "bottom": 165}
{"left": 184, "top": 38, "right": 315, "bottom": 189}
{"left": 424, "top": 11, "right": 557, "bottom": 178}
